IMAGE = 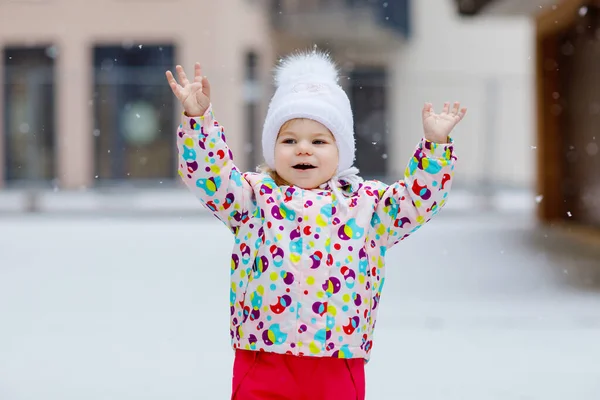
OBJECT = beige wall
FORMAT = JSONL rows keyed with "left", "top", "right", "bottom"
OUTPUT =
{"left": 391, "top": 0, "right": 535, "bottom": 189}
{"left": 0, "top": 0, "right": 274, "bottom": 189}
{"left": 0, "top": 0, "right": 534, "bottom": 191}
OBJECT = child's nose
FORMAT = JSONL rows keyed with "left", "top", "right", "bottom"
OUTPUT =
{"left": 296, "top": 141, "right": 313, "bottom": 155}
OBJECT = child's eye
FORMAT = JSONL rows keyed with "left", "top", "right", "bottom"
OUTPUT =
{"left": 282, "top": 139, "right": 296, "bottom": 144}
{"left": 313, "top": 140, "right": 326, "bottom": 145}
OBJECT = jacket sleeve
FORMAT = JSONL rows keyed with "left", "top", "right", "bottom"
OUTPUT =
{"left": 177, "top": 105, "right": 255, "bottom": 233}
{"left": 374, "top": 138, "right": 457, "bottom": 248}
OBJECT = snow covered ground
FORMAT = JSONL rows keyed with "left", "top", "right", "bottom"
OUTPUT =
{"left": 1, "top": 212, "right": 599, "bottom": 399}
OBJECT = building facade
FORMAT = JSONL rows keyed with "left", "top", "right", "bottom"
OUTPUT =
{"left": 1, "top": 0, "right": 534, "bottom": 204}
{"left": 457, "top": 0, "right": 600, "bottom": 231}
{"left": 0, "top": 0, "right": 275, "bottom": 190}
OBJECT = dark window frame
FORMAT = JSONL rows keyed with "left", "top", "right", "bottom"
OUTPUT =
{"left": 3, "top": 46, "right": 56, "bottom": 186}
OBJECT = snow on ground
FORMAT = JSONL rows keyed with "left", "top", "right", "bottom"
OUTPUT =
{"left": 1, "top": 213, "right": 599, "bottom": 399}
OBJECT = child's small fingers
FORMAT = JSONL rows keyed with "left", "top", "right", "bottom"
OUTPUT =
{"left": 202, "top": 76, "right": 211, "bottom": 99}
{"left": 176, "top": 65, "right": 190, "bottom": 86}
{"left": 422, "top": 103, "right": 431, "bottom": 117}
{"left": 442, "top": 102, "right": 450, "bottom": 114}
{"left": 165, "top": 70, "right": 176, "bottom": 84}
{"left": 194, "top": 63, "right": 203, "bottom": 83}
{"left": 458, "top": 107, "right": 467, "bottom": 120}
{"left": 452, "top": 102, "right": 460, "bottom": 115}
{"left": 165, "top": 71, "right": 181, "bottom": 97}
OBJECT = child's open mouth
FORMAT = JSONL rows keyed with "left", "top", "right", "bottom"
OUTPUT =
{"left": 293, "top": 163, "right": 316, "bottom": 170}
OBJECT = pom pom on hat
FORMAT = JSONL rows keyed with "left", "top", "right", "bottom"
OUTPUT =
{"left": 274, "top": 51, "right": 339, "bottom": 87}
{"left": 261, "top": 49, "right": 356, "bottom": 175}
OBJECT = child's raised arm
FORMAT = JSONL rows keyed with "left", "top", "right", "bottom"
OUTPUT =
{"left": 166, "top": 64, "right": 255, "bottom": 233}
{"left": 375, "top": 102, "right": 466, "bottom": 247}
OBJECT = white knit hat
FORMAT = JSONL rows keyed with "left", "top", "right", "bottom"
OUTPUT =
{"left": 261, "top": 50, "right": 356, "bottom": 175}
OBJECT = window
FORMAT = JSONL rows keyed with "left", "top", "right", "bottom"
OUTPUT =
{"left": 3, "top": 47, "right": 56, "bottom": 183}
{"left": 244, "top": 51, "right": 260, "bottom": 169}
{"left": 93, "top": 44, "right": 175, "bottom": 183}
{"left": 350, "top": 68, "right": 388, "bottom": 180}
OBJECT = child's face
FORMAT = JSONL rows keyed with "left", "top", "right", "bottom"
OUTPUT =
{"left": 274, "top": 119, "right": 339, "bottom": 189}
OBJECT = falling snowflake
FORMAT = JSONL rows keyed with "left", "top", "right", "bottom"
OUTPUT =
{"left": 19, "top": 123, "right": 30, "bottom": 134}
{"left": 535, "top": 195, "right": 544, "bottom": 204}
{"left": 567, "top": 211, "right": 572, "bottom": 217}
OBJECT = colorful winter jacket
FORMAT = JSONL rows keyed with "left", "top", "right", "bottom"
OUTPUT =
{"left": 177, "top": 106, "right": 457, "bottom": 361}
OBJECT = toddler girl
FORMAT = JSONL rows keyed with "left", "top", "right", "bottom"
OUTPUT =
{"left": 166, "top": 51, "right": 466, "bottom": 400}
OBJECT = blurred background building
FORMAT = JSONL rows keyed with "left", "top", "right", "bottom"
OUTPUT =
{"left": 8, "top": 0, "right": 599, "bottom": 234}
{"left": 456, "top": 0, "right": 600, "bottom": 233}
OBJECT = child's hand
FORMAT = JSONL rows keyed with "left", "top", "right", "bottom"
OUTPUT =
{"left": 165, "top": 63, "right": 211, "bottom": 117}
{"left": 422, "top": 102, "right": 467, "bottom": 143}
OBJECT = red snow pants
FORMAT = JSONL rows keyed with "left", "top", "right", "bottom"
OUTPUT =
{"left": 231, "top": 349, "right": 365, "bottom": 400}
